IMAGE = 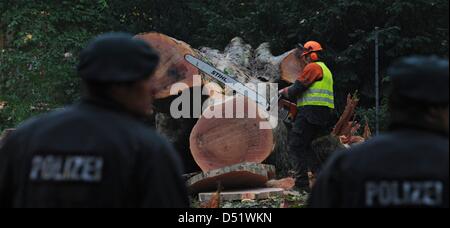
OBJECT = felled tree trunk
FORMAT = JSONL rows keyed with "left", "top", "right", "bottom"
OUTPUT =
{"left": 135, "top": 32, "right": 200, "bottom": 99}
{"left": 137, "top": 32, "right": 302, "bottom": 174}
{"left": 190, "top": 40, "right": 299, "bottom": 173}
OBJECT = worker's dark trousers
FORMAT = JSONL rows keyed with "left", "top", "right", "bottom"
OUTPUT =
{"left": 288, "top": 107, "right": 331, "bottom": 189}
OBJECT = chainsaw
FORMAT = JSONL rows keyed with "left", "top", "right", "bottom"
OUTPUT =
{"left": 278, "top": 96, "right": 298, "bottom": 124}
{"left": 185, "top": 54, "right": 298, "bottom": 123}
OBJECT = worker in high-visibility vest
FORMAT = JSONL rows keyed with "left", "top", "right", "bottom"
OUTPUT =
{"left": 280, "top": 41, "right": 335, "bottom": 189}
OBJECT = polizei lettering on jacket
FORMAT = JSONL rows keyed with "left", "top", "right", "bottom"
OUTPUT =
{"left": 365, "top": 180, "right": 444, "bottom": 207}
{"left": 29, "top": 155, "right": 103, "bottom": 182}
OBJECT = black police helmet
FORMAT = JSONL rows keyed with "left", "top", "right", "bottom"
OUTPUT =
{"left": 77, "top": 32, "right": 160, "bottom": 83}
{"left": 388, "top": 56, "right": 449, "bottom": 105}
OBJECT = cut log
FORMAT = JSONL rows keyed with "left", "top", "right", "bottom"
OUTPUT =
{"left": 279, "top": 48, "right": 305, "bottom": 83}
{"left": 190, "top": 96, "right": 274, "bottom": 172}
{"left": 254, "top": 42, "right": 307, "bottom": 85}
{"left": 135, "top": 32, "right": 200, "bottom": 99}
{"left": 254, "top": 43, "right": 294, "bottom": 82}
{"left": 187, "top": 162, "right": 276, "bottom": 193}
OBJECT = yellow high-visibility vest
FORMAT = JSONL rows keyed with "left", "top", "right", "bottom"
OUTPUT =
{"left": 297, "top": 62, "right": 335, "bottom": 109}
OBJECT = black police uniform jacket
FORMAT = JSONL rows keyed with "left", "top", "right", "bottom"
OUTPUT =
{"left": 0, "top": 98, "right": 189, "bottom": 208}
{"left": 310, "top": 126, "right": 449, "bottom": 208}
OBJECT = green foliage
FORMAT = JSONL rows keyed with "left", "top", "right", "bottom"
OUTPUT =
{"left": 357, "top": 97, "right": 391, "bottom": 133}
{"left": 0, "top": 0, "right": 448, "bottom": 131}
{"left": 0, "top": 0, "right": 115, "bottom": 131}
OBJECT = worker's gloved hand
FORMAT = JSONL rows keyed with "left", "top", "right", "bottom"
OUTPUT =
{"left": 279, "top": 88, "right": 289, "bottom": 99}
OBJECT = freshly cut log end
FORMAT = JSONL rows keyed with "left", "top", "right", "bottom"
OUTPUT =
{"left": 254, "top": 42, "right": 292, "bottom": 82}
{"left": 135, "top": 32, "right": 200, "bottom": 99}
{"left": 280, "top": 49, "right": 304, "bottom": 83}
{"left": 190, "top": 97, "right": 274, "bottom": 172}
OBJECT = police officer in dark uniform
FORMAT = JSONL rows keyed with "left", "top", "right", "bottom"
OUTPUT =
{"left": 310, "top": 56, "right": 449, "bottom": 208}
{"left": 0, "top": 33, "right": 190, "bottom": 208}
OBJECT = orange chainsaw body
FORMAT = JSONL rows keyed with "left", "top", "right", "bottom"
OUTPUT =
{"left": 278, "top": 99, "right": 298, "bottom": 122}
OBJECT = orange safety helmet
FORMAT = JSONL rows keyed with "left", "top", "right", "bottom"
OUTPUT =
{"left": 299, "top": 41, "right": 323, "bottom": 61}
